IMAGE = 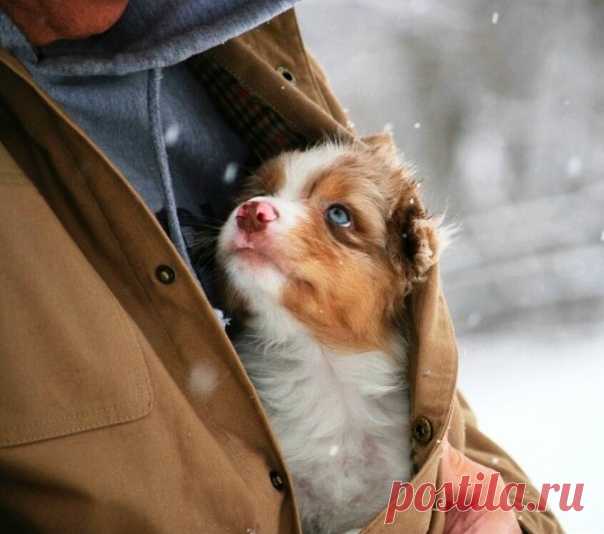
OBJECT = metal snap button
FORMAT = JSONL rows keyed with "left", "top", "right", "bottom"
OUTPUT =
{"left": 155, "top": 265, "right": 176, "bottom": 284}
{"left": 269, "top": 470, "right": 285, "bottom": 491}
{"left": 276, "top": 66, "right": 295, "bottom": 84}
{"left": 412, "top": 415, "right": 433, "bottom": 445}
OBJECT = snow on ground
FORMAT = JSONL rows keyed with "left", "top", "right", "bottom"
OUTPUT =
{"left": 458, "top": 307, "right": 604, "bottom": 534}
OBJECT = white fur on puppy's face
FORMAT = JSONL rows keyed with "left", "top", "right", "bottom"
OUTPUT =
{"left": 217, "top": 194, "right": 305, "bottom": 302}
{"left": 217, "top": 144, "right": 348, "bottom": 304}
{"left": 217, "top": 140, "right": 438, "bottom": 353}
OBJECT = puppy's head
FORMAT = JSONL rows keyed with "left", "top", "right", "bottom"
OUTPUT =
{"left": 218, "top": 134, "right": 442, "bottom": 352}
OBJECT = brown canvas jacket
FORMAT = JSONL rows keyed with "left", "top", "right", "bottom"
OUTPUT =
{"left": 0, "top": 9, "right": 562, "bottom": 534}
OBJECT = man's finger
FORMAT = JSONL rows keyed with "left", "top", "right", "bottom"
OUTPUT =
{"left": 440, "top": 441, "right": 521, "bottom": 534}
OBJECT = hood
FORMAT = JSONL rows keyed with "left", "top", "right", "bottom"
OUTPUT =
{"left": 1, "top": 0, "right": 297, "bottom": 75}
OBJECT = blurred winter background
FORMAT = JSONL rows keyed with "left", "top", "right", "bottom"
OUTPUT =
{"left": 298, "top": 1, "right": 603, "bottom": 532}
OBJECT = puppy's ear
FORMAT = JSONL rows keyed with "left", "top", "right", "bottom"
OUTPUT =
{"left": 387, "top": 185, "right": 440, "bottom": 294}
{"left": 360, "top": 131, "right": 400, "bottom": 164}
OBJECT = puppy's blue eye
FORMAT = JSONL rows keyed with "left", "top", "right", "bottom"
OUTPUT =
{"left": 326, "top": 204, "right": 352, "bottom": 227}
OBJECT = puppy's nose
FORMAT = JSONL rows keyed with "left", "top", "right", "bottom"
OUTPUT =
{"left": 236, "top": 200, "right": 278, "bottom": 233}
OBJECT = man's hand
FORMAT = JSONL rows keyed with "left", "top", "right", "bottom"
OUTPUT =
{"left": 440, "top": 440, "right": 522, "bottom": 534}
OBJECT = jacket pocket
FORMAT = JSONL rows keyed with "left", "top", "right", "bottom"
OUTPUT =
{"left": 0, "top": 179, "right": 153, "bottom": 448}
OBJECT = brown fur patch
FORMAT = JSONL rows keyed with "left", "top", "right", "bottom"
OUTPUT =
{"left": 245, "top": 157, "right": 286, "bottom": 197}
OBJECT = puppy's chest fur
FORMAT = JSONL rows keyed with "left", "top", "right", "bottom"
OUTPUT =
{"left": 237, "top": 321, "right": 412, "bottom": 534}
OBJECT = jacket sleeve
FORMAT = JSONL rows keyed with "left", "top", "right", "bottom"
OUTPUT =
{"left": 456, "top": 392, "right": 564, "bottom": 534}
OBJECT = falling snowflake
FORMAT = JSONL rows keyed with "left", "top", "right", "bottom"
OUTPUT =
{"left": 189, "top": 361, "right": 219, "bottom": 397}
{"left": 466, "top": 311, "right": 482, "bottom": 329}
{"left": 566, "top": 156, "right": 583, "bottom": 178}
{"left": 223, "top": 162, "right": 239, "bottom": 185}
{"left": 329, "top": 445, "right": 340, "bottom": 456}
{"left": 600, "top": 230, "right": 604, "bottom": 242}
{"left": 491, "top": 12, "right": 499, "bottom": 24}
{"left": 413, "top": 122, "right": 422, "bottom": 129}
{"left": 214, "top": 307, "right": 231, "bottom": 327}
{"left": 164, "top": 124, "right": 180, "bottom": 146}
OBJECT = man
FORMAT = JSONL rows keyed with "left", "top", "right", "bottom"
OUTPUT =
{"left": 0, "top": 1, "right": 561, "bottom": 532}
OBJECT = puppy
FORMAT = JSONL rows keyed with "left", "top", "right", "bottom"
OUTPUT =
{"left": 217, "top": 134, "right": 442, "bottom": 534}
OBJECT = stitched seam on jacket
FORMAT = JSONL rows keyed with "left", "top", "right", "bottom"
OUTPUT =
{"left": 52, "top": 117, "right": 187, "bottom": 363}
{"left": 289, "top": 11, "right": 331, "bottom": 113}
{"left": 0, "top": 142, "right": 153, "bottom": 448}
{"left": 35, "top": 128, "right": 153, "bottom": 418}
